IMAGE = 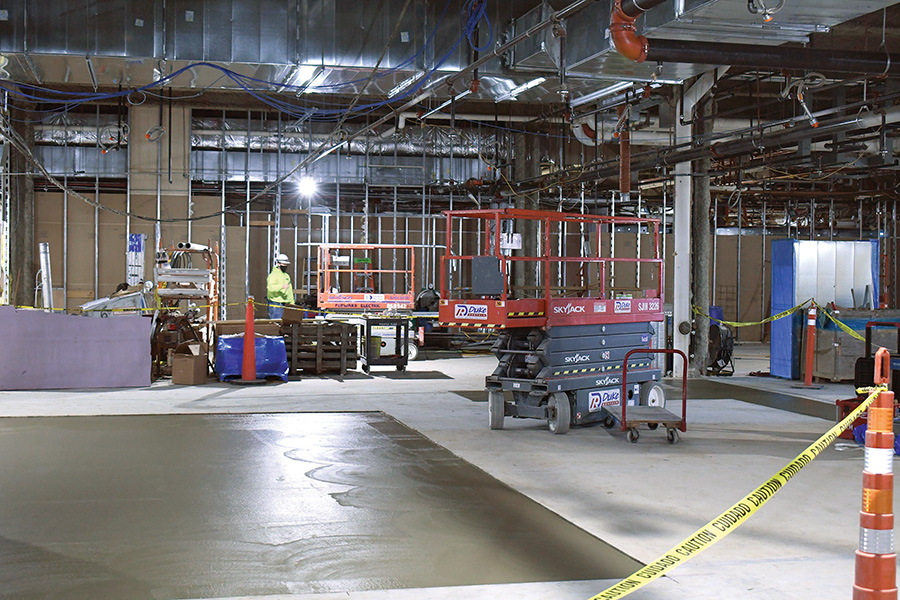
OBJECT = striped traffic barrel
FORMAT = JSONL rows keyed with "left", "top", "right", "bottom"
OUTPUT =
{"left": 854, "top": 348, "right": 897, "bottom": 600}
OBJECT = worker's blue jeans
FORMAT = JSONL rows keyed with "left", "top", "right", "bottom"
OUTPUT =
{"left": 267, "top": 301, "right": 284, "bottom": 320}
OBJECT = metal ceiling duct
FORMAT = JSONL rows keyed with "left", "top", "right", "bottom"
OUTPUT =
{"left": 610, "top": 0, "right": 900, "bottom": 74}
{"left": 0, "top": 0, "right": 898, "bottom": 105}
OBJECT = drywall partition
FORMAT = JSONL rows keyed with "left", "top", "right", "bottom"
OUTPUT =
{"left": 0, "top": 306, "right": 152, "bottom": 389}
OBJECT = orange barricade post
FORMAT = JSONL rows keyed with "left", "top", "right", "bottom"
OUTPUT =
{"left": 241, "top": 297, "right": 259, "bottom": 382}
{"left": 854, "top": 347, "right": 897, "bottom": 600}
{"left": 804, "top": 305, "right": 817, "bottom": 386}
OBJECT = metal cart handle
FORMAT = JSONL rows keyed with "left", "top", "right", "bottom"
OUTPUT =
{"left": 620, "top": 348, "right": 688, "bottom": 433}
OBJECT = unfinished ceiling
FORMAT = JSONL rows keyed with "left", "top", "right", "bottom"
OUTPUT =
{"left": 2, "top": 0, "right": 900, "bottom": 224}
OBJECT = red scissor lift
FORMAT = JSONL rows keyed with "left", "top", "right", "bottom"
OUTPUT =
{"left": 438, "top": 208, "right": 685, "bottom": 441}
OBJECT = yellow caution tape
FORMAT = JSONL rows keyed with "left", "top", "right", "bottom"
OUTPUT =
{"left": 692, "top": 298, "right": 812, "bottom": 328}
{"left": 813, "top": 301, "right": 866, "bottom": 342}
{"left": 693, "top": 299, "right": 866, "bottom": 342}
{"left": 589, "top": 385, "right": 885, "bottom": 600}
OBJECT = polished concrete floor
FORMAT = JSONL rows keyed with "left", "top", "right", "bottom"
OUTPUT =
{"left": 0, "top": 412, "right": 637, "bottom": 599}
{"left": 0, "top": 343, "right": 881, "bottom": 600}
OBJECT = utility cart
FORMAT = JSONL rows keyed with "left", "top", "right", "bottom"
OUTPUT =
{"left": 360, "top": 316, "right": 410, "bottom": 373}
{"left": 603, "top": 348, "right": 687, "bottom": 443}
{"left": 438, "top": 208, "right": 667, "bottom": 434}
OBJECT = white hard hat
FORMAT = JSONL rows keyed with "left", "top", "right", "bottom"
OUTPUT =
{"left": 275, "top": 253, "right": 290, "bottom": 265}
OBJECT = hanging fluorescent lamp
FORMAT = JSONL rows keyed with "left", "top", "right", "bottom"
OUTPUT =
{"left": 389, "top": 71, "right": 426, "bottom": 98}
{"left": 570, "top": 81, "right": 634, "bottom": 108}
{"left": 494, "top": 77, "right": 546, "bottom": 103}
{"left": 421, "top": 89, "right": 472, "bottom": 120}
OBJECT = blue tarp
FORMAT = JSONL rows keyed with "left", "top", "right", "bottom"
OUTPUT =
{"left": 770, "top": 240, "right": 799, "bottom": 379}
{"left": 215, "top": 334, "right": 289, "bottom": 382}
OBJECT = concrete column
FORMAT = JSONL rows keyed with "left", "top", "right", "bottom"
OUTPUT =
{"left": 673, "top": 68, "right": 727, "bottom": 378}
{"left": 690, "top": 98, "right": 712, "bottom": 376}
{"left": 10, "top": 102, "right": 34, "bottom": 307}
{"left": 673, "top": 108, "right": 691, "bottom": 377}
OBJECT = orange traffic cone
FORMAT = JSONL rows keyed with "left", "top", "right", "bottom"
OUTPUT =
{"left": 230, "top": 296, "right": 266, "bottom": 386}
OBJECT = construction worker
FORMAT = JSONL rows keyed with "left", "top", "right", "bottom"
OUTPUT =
{"left": 266, "top": 253, "right": 294, "bottom": 319}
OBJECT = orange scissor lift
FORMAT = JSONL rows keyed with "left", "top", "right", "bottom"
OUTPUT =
{"left": 317, "top": 244, "right": 415, "bottom": 372}
{"left": 438, "top": 208, "right": 685, "bottom": 441}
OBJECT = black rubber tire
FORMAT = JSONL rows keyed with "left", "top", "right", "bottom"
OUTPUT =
{"left": 627, "top": 428, "right": 640, "bottom": 443}
{"left": 548, "top": 392, "right": 571, "bottom": 435}
{"left": 396, "top": 364, "right": 406, "bottom": 372}
{"left": 603, "top": 416, "right": 616, "bottom": 429}
{"left": 407, "top": 341, "right": 419, "bottom": 361}
{"left": 362, "top": 364, "right": 370, "bottom": 374}
{"left": 488, "top": 390, "right": 505, "bottom": 430}
{"left": 647, "top": 423, "right": 659, "bottom": 430}
{"left": 640, "top": 382, "right": 666, "bottom": 408}
{"left": 667, "top": 428, "right": 680, "bottom": 444}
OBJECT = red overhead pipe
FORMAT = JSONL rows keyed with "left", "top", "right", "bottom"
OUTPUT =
{"left": 609, "top": 0, "right": 649, "bottom": 63}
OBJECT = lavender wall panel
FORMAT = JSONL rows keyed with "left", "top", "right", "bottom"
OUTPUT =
{"left": 0, "top": 306, "right": 151, "bottom": 390}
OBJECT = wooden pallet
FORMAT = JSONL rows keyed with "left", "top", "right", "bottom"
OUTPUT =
{"left": 283, "top": 321, "right": 358, "bottom": 375}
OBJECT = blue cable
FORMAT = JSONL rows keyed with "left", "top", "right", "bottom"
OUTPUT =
{"left": 1, "top": 1, "right": 494, "bottom": 125}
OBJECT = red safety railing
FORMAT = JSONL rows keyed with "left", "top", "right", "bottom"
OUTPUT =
{"left": 619, "top": 348, "right": 687, "bottom": 433}
{"left": 438, "top": 208, "right": 664, "bottom": 328}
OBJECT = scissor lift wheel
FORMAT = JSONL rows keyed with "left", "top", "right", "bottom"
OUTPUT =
{"left": 547, "top": 392, "right": 571, "bottom": 435}
{"left": 488, "top": 390, "right": 505, "bottom": 430}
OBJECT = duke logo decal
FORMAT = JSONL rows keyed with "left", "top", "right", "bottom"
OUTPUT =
{"left": 588, "top": 388, "right": 621, "bottom": 412}
{"left": 454, "top": 304, "right": 489, "bottom": 320}
{"left": 614, "top": 299, "right": 632, "bottom": 313}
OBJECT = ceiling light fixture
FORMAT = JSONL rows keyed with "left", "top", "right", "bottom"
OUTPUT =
{"left": 570, "top": 82, "right": 635, "bottom": 108}
{"left": 389, "top": 71, "right": 426, "bottom": 98}
{"left": 300, "top": 67, "right": 331, "bottom": 94}
{"left": 279, "top": 65, "right": 330, "bottom": 94}
{"left": 421, "top": 89, "right": 472, "bottom": 120}
{"left": 494, "top": 77, "right": 546, "bottom": 103}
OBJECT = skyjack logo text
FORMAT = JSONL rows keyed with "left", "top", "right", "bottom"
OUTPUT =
{"left": 553, "top": 303, "right": 586, "bottom": 315}
{"left": 564, "top": 354, "right": 591, "bottom": 364}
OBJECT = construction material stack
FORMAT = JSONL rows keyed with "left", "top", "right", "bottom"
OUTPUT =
{"left": 438, "top": 208, "right": 669, "bottom": 436}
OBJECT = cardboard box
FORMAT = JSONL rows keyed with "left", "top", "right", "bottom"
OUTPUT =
{"left": 282, "top": 304, "right": 310, "bottom": 325}
{"left": 172, "top": 342, "right": 209, "bottom": 385}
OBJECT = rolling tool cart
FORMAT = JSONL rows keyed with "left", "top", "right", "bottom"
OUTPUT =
{"left": 438, "top": 208, "right": 667, "bottom": 434}
{"left": 603, "top": 348, "right": 688, "bottom": 443}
